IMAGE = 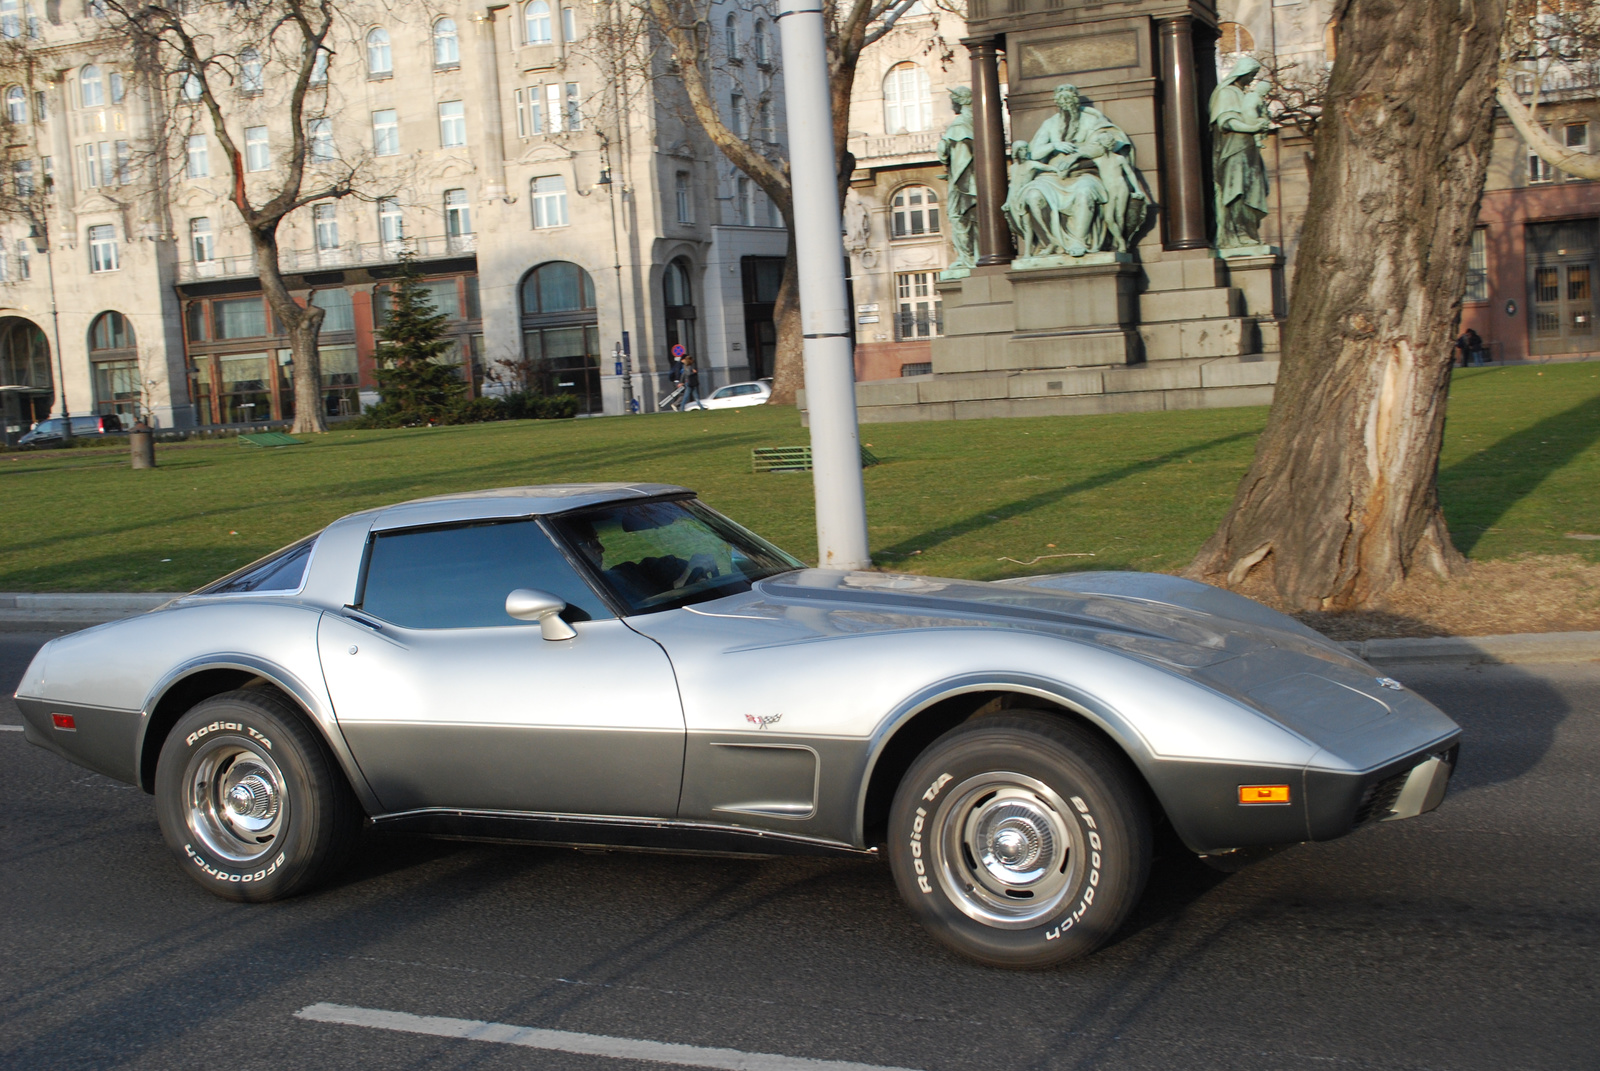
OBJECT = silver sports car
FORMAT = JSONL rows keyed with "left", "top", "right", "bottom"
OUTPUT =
{"left": 14, "top": 484, "right": 1458, "bottom": 968}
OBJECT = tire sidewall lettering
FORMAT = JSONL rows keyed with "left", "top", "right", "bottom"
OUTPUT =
{"left": 184, "top": 843, "right": 288, "bottom": 883}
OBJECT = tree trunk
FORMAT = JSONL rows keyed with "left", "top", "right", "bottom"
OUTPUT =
{"left": 1187, "top": 0, "right": 1506, "bottom": 611}
{"left": 768, "top": 230, "right": 803, "bottom": 405}
{"left": 250, "top": 230, "right": 327, "bottom": 435}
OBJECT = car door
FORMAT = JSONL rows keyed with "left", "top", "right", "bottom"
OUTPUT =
{"left": 318, "top": 517, "right": 685, "bottom": 818}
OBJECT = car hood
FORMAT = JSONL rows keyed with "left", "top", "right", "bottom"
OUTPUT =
{"left": 738, "top": 569, "right": 1357, "bottom": 674}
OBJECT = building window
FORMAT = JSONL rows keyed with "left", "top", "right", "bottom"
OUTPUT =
{"left": 757, "top": 100, "right": 773, "bottom": 142}
{"left": 313, "top": 203, "right": 338, "bottom": 250}
{"left": 79, "top": 141, "right": 111, "bottom": 188}
{"left": 79, "top": 65, "right": 104, "bottom": 108}
{"left": 1566, "top": 122, "right": 1590, "bottom": 164}
{"left": 737, "top": 176, "right": 753, "bottom": 225}
{"left": 895, "top": 271, "right": 942, "bottom": 339}
{"left": 190, "top": 217, "right": 214, "bottom": 262}
{"left": 113, "top": 140, "right": 129, "bottom": 184}
{"left": 883, "top": 63, "right": 931, "bottom": 134}
{"left": 240, "top": 48, "right": 263, "bottom": 94}
{"left": 546, "top": 83, "right": 564, "bottom": 132}
{"left": 724, "top": 13, "right": 738, "bottom": 57}
{"left": 891, "top": 185, "right": 940, "bottom": 237}
{"left": 0, "top": 0, "right": 19, "bottom": 36}
{"left": 562, "top": 7, "right": 578, "bottom": 41}
{"left": 5, "top": 85, "right": 25, "bottom": 122}
{"left": 13, "top": 159, "right": 32, "bottom": 196}
{"left": 675, "top": 171, "right": 693, "bottom": 223}
{"left": 33, "top": 89, "right": 46, "bottom": 121}
{"left": 180, "top": 66, "right": 202, "bottom": 102}
{"left": 524, "top": 0, "right": 550, "bottom": 44}
{"left": 445, "top": 188, "right": 472, "bottom": 236}
{"left": 1530, "top": 135, "right": 1556, "bottom": 183}
{"left": 108, "top": 71, "right": 123, "bottom": 103}
{"left": 212, "top": 297, "right": 268, "bottom": 339}
{"left": 366, "top": 28, "right": 392, "bottom": 77}
{"left": 1217, "top": 22, "right": 1254, "bottom": 53}
{"left": 372, "top": 109, "right": 399, "bottom": 155}
{"left": 88, "top": 312, "right": 138, "bottom": 424}
{"left": 531, "top": 175, "right": 568, "bottom": 228}
{"left": 309, "top": 117, "right": 333, "bottom": 162}
{"left": 311, "top": 288, "right": 354, "bottom": 331}
{"left": 378, "top": 197, "right": 403, "bottom": 247}
{"left": 565, "top": 82, "right": 581, "bottom": 130}
{"left": 438, "top": 100, "right": 466, "bottom": 147}
{"left": 1464, "top": 226, "right": 1487, "bottom": 302}
{"left": 244, "top": 126, "right": 269, "bottom": 171}
{"left": 186, "top": 134, "right": 208, "bottom": 177}
{"left": 88, "top": 223, "right": 118, "bottom": 272}
{"left": 310, "top": 48, "right": 329, "bottom": 85}
{"left": 520, "top": 261, "right": 601, "bottom": 414}
{"left": 433, "top": 18, "right": 459, "bottom": 66}
{"left": 729, "top": 92, "right": 745, "bottom": 137}
{"left": 754, "top": 20, "right": 770, "bottom": 65}
{"left": 516, "top": 86, "right": 544, "bottom": 135}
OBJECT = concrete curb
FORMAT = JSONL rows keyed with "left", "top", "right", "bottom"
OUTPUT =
{"left": 2, "top": 593, "right": 1598, "bottom": 666}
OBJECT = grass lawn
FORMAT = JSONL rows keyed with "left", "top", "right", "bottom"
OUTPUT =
{"left": 2, "top": 362, "right": 1598, "bottom": 593}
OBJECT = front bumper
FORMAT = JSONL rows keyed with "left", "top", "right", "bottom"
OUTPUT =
{"left": 1305, "top": 741, "right": 1459, "bottom": 840}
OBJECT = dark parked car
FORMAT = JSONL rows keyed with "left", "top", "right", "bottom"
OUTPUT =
{"left": 19, "top": 413, "right": 124, "bottom": 446}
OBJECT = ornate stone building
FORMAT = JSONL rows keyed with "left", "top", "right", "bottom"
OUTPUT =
{"left": 0, "top": 0, "right": 790, "bottom": 440}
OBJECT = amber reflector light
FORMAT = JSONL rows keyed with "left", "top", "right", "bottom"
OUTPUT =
{"left": 1238, "top": 784, "right": 1290, "bottom": 805}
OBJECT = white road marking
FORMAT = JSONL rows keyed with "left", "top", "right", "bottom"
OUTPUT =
{"left": 0, "top": 724, "right": 24, "bottom": 732}
{"left": 295, "top": 1003, "right": 924, "bottom": 1071}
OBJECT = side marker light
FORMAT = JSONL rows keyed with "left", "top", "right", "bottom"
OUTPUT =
{"left": 1239, "top": 784, "right": 1290, "bottom": 805}
{"left": 52, "top": 713, "right": 77, "bottom": 731}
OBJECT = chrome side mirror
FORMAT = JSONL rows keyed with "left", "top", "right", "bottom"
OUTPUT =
{"left": 505, "top": 588, "right": 577, "bottom": 640}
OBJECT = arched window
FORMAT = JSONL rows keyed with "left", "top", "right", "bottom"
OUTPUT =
{"left": 0, "top": 317, "right": 53, "bottom": 427}
{"left": 4, "top": 85, "right": 25, "bottom": 122}
{"left": 180, "top": 63, "right": 202, "bottom": 102}
{"left": 309, "top": 47, "right": 329, "bottom": 85}
{"left": 663, "top": 257, "right": 696, "bottom": 371}
{"left": 724, "top": 14, "right": 738, "bottom": 58}
{"left": 240, "top": 48, "right": 263, "bottom": 94}
{"left": 520, "top": 261, "right": 601, "bottom": 413}
{"left": 87, "top": 311, "right": 139, "bottom": 425}
{"left": 433, "top": 18, "right": 459, "bottom": 66}
{"left": 366, "top": 28, "right": 392, "bottom": 76}
{"left": 891, "top": 184, "right": 939, "bottom": 237}
{"left": 1217, "top": 22, "right": 1254, "bottom": 54}
{"left": 524, "top": 0, "right": 550, "bottom": 45}
{"left": 882, "top": 62, "right": 930, "bottom": 134}
{"left": 79, "top": 64, "right": 104, "bottom": 107}
{"left": 753, "top": 20, "right": 770, "bottom": 65}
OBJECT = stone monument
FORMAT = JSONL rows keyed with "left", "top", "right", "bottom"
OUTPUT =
{"left": 937, "top": 86, "right": 978, "bottom": 277}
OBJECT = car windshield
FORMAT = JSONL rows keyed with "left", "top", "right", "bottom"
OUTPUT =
{"left": 551, "top": 498, "right": 804, "bottom": 614}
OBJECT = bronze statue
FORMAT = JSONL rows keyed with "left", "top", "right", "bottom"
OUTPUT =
{"left": 1209, "top": 57, "right": 1273, "bottom": 250}
{"left": 936, "top": 86, "right": 977, "bottom": 271}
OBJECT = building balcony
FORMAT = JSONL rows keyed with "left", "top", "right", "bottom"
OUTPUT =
{"left": 850, "top": 130, "right": 941, "bottom": 166}
{"left": 177, "top": 233, "right": 479, "bottom": 283}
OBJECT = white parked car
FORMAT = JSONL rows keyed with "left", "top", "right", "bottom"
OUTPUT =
{"left": 684, "top": 380, "right": 771, "bottom": 411}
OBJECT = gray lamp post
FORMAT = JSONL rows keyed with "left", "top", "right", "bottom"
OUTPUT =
{"left": 29, "top": 219, "right": 71, "bottom": 443}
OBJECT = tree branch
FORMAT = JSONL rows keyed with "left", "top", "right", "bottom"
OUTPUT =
{"left": 1495, "top": 77, "right": 1600, "bottom": 179}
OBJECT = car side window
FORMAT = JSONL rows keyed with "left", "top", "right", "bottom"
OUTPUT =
{"left": 359, "top": 519, "right": 611, "bottom": 629}
{"left": 200, "top": 535, "right": 318, "bottom": 594}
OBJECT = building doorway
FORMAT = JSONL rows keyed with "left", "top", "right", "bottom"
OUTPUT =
{"left": 88, "top": 311, "right": 142, "bottom": 426}
{"left": 1527, "top": 218, "right": 1597, "bottom": 357}
{"left": 663, "top": 258, "right": 697, "bottom": 380}
{"left": 521, "top": 261, "right": 602, "bottom": 413}
{"left": 740, "top": 256, "right": 783, "bottom": 380}
{"left": 0, "top": 317, "right": 52, "bottom": 444}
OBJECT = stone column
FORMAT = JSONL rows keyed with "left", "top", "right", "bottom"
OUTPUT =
{"left": 474, "top": 10, "right": 510, "bottom": 202}
{"left": 968, "top": 38, "right": 1014, "bottom": 267}
{"left": 1157, "top": 16, "right": 1208, "bottom": 250}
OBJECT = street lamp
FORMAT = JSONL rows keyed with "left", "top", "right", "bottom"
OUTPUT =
{"left": 28, "top": 220, "right": 71, "bottom": 444}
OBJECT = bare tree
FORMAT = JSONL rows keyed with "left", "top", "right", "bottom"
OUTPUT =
{"left": 107, "top": 0, "right": 375, "bottom": 434}
{"left": 642, "top": 0, "right": 920, "bottom": 404}
{"left": 1187, "top": 0, "right": 1508, "bottom": 611}
{"left": 1498, "top": 0, "right": 1600, "bottom": 180}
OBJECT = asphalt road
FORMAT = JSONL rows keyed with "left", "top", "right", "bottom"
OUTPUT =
{"left": 2, "top": 628, "right": 1596, "bottom": 1071}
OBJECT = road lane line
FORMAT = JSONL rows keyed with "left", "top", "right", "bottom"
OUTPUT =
{"left": 0, "top": 724, "right": 24, "bottom": 732}
{"left": 295, "top": 1003, "right": 924, "bottom": 1071}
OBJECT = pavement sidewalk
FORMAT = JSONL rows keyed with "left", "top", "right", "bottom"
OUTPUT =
{"left": 3, "top": 591, "right": 1597, "bottom": 667}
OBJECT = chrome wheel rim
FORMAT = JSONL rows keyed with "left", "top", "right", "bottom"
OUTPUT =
{"left": 184, "top": 738, "right": 288, "bottom": 864}
{"left": 931, "top": 772, "right": 1084, "bottom": 928}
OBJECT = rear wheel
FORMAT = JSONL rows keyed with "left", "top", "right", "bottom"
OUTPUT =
{"left": 155, "top": 690, "right": 360, "bottom": 902}
{"left": 887, "top": 712, "right": 1151, "bottom": 968}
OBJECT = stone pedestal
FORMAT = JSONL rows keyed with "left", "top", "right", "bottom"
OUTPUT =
{"left": 1221, "top": 250, "right": 1285, "bottom": 353}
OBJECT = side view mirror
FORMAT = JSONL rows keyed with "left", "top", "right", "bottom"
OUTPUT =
{"left": 505, "top": 588, "right": 577, "bottom": 640}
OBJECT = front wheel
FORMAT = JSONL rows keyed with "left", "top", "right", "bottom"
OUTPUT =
{"left": 155, "top": 689, "right": 360, "bottom": 902}
{"left": 887, "top": 712, "right": 1151, "bottom": 968}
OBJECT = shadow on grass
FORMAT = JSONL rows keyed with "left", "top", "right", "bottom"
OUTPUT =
{"left": 876, "top": 429, "right": 1256, "bottom": 563}
{"left": 1441, "top": 390, "right": 1600, "bottom": 554}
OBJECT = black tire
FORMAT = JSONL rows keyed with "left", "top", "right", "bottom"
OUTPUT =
{"left": 887, "top": 712, "right": 1151, "bottom": 968}
{"left": 154, "top": 689, "right": 361, "bottom": 902}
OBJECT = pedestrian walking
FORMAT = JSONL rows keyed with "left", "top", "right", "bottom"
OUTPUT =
{"left": 683, "top": 356, "right": 701, "bottom": 407}
{"left": 1454, "top": 328, "right": 1484, "bottom": 367}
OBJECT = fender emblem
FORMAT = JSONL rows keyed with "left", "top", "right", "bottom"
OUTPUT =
{"left": 1375, "top": 677, "right": 1404, "bottom": 691}
{"left": 745, "top": 714, "right": 782, "bottom": 730}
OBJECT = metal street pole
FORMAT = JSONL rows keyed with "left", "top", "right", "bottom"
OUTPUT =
{"left": 774, "top": 0, "right": 870, "bottom": 570}
{"left": 32, "top": 219, "right": 71, "bottom": 444}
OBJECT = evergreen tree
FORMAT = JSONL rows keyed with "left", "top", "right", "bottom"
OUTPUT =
{"left": 371, "top": 254, "right": 465, "bottom": 424}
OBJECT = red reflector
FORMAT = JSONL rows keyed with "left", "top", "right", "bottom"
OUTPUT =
{"left": 51, "top": 713, "right": 76, "bottom": 730}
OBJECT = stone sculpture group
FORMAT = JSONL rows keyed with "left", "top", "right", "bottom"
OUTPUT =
{"left": 937, "top": 71, "right": 1275, "bottom": 269}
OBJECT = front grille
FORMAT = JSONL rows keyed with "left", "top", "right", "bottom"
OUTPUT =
{"left": 1353, "top": 769, "right": 1410, "bottom": 826}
